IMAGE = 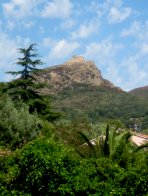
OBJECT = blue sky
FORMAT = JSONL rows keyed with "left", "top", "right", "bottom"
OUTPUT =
{"left": 0, "top": 0, "right": 148, "bottom": 91}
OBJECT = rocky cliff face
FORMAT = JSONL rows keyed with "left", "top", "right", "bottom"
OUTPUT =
{"left": 37, "top": 56, "right": 121, "bottom": 94}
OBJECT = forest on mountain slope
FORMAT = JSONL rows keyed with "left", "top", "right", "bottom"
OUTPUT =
{"left": 129, "top": 86, "right": 148, "bottom": 99}
{"left": 0, "top": 44, "right": 148, "bottom": 195}
{"left": 50, "top": 83, "right": 148, "bottom": 131}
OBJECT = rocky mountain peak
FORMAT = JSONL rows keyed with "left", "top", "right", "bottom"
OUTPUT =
{"left": 37, "top": 56, "right": 121, "bottom": 94}
{"left": 66, "top": 55, "right": 85, "bottom": 64}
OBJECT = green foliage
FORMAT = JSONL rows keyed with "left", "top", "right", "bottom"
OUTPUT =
{"left": 116, "top": 151, "right": 148, "bottom": 195}
{"left": 5, "top": 44, "right": 44, "bottom": 113}
{"left": 129, "top": 86, "right": 148, "bottom": 99}
{"left": 103, "top": 124, "right": 110, "bottom": 156}
{"left": 29, "top": 96, "right": 61, "bottom": 122}
{"left": 52, "top": 84, "right": 148, "bottom": 129}
{"left": 40, "top": 120, "right": 55, "bottom": 137}
{"left": 54, "top": 119, "right": 92, "bottom": 147}
{"left": 0, "top": 137, "right": 147, "bottom": 195}
{"left": 6, "top": 79, "right": 40, "bottom": 102}
{"left": 0, "top": 50, "right": 148, "bottom": 195}
{"left": 0, "top": 96, "right": 41, "bottom": 149}
{"left": 4, "top": 44, "right": 60, "bottom": 122}
{"left": 0, "top": 138, "right": 79, "bottom": 195}
{"left": 77, "top": 131, "right": 97, "bottom": 158}
{"left": 7, "top": 44, "right": 43, "bottom": 79}
{"left": 77, "top": 124, "right": 136, "bottom": 168}
{"left": 0, "top": 82, "right": 7, "bottom": 95}
{"left": 6, "top": 44, "right": 43, "bottom": 102}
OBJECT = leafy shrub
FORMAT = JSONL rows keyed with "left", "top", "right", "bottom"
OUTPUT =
{"left": 1, "top": 138, "right": 79, "bottom": 195}
{"left": 0, "top": 96, "right": 41, "bottom": 149}
{"left": 0, "top": 136, "right": 148, "bottom": 195}
{"left": 0, "top": 138, "right": 119, "bottom": 195}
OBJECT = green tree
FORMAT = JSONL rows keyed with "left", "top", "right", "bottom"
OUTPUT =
{"left": 7, "top": 44, "right": 43, "bottom": 80}
{"left": 5, "top": 44, "right": 60, "bottom": 122}
{"left": 0, "top": 95, "right": 41, "bottom": 149}
{"left": 1, "top": 137, "right": 147, "bottom": 195}
{"left": 77, "top": 124, "right": 148, "bottom": 168}
{"left": 6, "top": 44, "right": 42, "bottom": 102}
{"left": 77, "top": 125, "right": 130, "bottom": 164}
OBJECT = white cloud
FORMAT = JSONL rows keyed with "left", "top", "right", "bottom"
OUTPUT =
{"left": 83, "top": 40, "right": 147, "bottom": 90}
{"left": 60, "top": 19, "right": 75, "bottom": 30}
{"left": 108, "top": 6, "right": 132, "bottom": 23}
{"left": 120, "top": 56, "right": 148, "bottom": 90}
{"left": 39, "top": 26, "right": 45, "bottom": 34}
{"left": 121, "top": 21, "right": 141, "bottom": 37}
{"left": 84, "top": 39, "right": 123, "bottom": 63}
{"left": 0, "top": 31, "right": 34, "bottom": 81}
{"left": 41, "top": 0, "right": 73, "bottom": 19}
{"left": 82, "top": 37, "right": 147, "bottom": 91}
{"left": 23, "top": 21, "right": 35, "bottom": 29}
{"left": 106, "top": 65, "right": 123, "bottom": 84}
{"left": 90, "top": 0, "right": 111, "bottom": 17}
{"left": 83, "top": 39, "right": 123, "bottom": 88}
{"left": 23, "top": 38, "right": 32, "bottom": 48}
{"left": 121, "top": 20, "right": 148, "bottom": 56}
{"left": 121, "top": 20, "right": 148, "bottom": 42}
{"left": 90, "top": 0, "right": 132, "bottom": 23}
{"left": 0, "top": 31, "right": 20, "bottom": 81}
{"left": 6, "top": 20, "right": 15, "bottom": 30}
{"left": 72, "top": 20, "right": 100, "bottom": 39}
{"left": 48, "top": 39, "right": 79, "bottom": 59}
{"left": 140, "top": 43, "right": 148, "bottom": 55}
{"left": 2, "top": 0, "right": 41, "bottom": 19}
{"left": 42, "top": 38, "right": 55, "bottom": 48}
{"left": 0, "top": 32, "right": 18, "bottom": 66}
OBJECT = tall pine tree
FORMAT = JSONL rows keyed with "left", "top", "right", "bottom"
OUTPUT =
{"left": 6, "top": 44, "right": 42, "bottom": 101}
{"left": 8, "top": 43, "right": 43, "bottom": 79}
{"left": 6, "top": 44, "right": 60, "bottom": 122}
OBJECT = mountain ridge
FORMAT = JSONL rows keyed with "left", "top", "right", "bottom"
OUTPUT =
{"left": 129, "top": 86, "right": 148, "bottom": 99}
{"left": 33, "top": 56, "right": 148, "bottom": 128}
{"left": 37, "top": 56, "right": 122, "bottom": 95}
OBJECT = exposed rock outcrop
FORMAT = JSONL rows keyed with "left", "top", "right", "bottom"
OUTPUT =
{"left": 37, "top": 56, "right": 122, "bottom": 94}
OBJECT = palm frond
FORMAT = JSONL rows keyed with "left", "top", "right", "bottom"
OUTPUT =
{"left": 104, "top": 124, "right": 110, "bottom": 156}
{"left": 78, "top": 131, "right": 97, "bottom": 158}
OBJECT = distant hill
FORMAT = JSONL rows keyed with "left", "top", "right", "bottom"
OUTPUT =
{"left": 51, "top": 84, "right": 148, "bottom": 126}
{"left": 36, "top": 56, "right": 148, "bottom": 128}
{"left": 129, "top": 86, "right": 148, "bottom": 99}
{"left": 37, "top": 56, "right": 122, "bottom": 95}
{"left": 1, "top": 55, "right": 147, "bottom": 131}
{"left": 33, "top": 56, "right": 148, "bottom": 127}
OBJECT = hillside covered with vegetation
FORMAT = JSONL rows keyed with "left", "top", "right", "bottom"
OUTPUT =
{"left": 129, "top": 86, "right": 148, "bottom": 99}
{"left": 0, "top": 44, "right": 148, "bottom": 195}
{"left": 51, "top": 83, "right": 148, "bottom": 130}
